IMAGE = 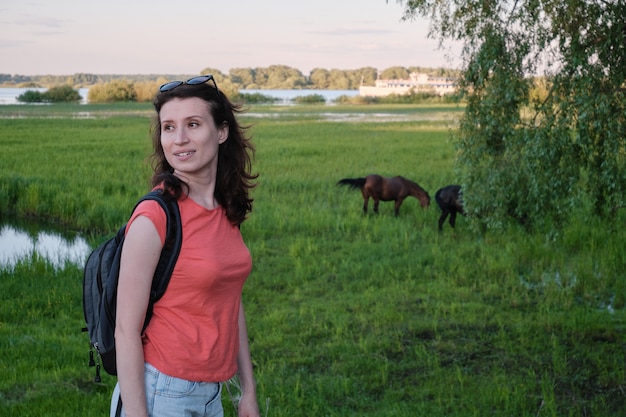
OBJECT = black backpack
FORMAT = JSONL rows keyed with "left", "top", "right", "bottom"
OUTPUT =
{"left": 82, "top": 190, "right": 182, "bottom": 381}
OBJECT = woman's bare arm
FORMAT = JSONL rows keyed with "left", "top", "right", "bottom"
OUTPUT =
{"left": 115, "top": 216, "right": 162, "bottom": 417}
{"left": 236, "top": 301, "right": 260, "bottom": 417}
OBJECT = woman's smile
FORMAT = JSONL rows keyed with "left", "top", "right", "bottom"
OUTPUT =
{"left": 174, "top": 150, "right": 196, "bottom": 159}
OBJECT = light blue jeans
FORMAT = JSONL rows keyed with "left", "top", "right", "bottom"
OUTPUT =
{"left": 110, "top": 363, "right": 223, "bottom": 417}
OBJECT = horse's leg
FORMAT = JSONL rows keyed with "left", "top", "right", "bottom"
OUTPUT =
{"left": 394, "top": 199, "right": 402, "bottom": 216}
{"left": 373, "top": 198, "right": 380, "bottom": 214}
{"left": 360, "top": 189, "right": 369, "bottom": 214}
{"left": 438, "top": 211, "right": 448, "bottom": 231}
{"left": 449, "top": 210, "right": 457, "bottom": 228}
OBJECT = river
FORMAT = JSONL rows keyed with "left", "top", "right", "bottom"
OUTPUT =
{"left": 0, "top": 88, "right": 359, "bottom": 105}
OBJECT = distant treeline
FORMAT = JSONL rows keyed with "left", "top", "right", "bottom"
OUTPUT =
{"left": 0, "top": 65, "right": 460, "bottom": 91}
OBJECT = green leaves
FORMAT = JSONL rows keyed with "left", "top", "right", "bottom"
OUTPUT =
{"left": 16, "top": 85, "right": 82, "bottom": 103}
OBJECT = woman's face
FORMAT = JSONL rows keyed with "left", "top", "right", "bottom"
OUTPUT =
{"left": 159, "top": 97, "right": 228, "bottom": 181}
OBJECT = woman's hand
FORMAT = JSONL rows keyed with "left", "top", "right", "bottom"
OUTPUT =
{"left": 237, "top": 391, "right": 260, "bottom": 417}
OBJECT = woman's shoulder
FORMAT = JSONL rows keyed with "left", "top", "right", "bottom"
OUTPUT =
{"left": 134, "top": 198, "right": 167, "bottom": 216}
{"left": 127, "top": 198, "right": 168, "bottom": 243}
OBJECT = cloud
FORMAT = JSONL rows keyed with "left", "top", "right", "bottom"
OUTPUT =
{"left": 32, "top": 30, "right": 65, "bottom": 36}
{"left": 308, "top": 28, "right": 395, "bottom": 37}
{"left": 0, "top": 39, "right": 34, "bottom": 48}
{"left": 36, "top": 17, "right": 64, "bottom": 28}
{"left": 2, "top": 8, "right": 67, "bottom": 28}
{"left": 15, "top": 16, "right": 66, "bottom": 29}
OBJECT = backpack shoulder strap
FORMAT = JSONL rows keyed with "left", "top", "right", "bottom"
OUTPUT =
{"left": 132, "top": 189, "right": 183, "bottom": 331}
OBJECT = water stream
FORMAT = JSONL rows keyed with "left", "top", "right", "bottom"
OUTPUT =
{"left": 0, "top": 218, "right": 91, "bottom": 269}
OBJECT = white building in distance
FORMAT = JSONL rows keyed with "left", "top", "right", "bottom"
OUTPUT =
{"left": 359, "top": 72, "right": 457, "bottom": 97}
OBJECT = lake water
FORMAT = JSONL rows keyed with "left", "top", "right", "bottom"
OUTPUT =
{"left": 0, "top": 88, "right": 359, "bottom": 105}
{"left": 0, "top": 220, "right": 91, "bottom": 269}
{"left": 241, "top": 89, "right": 358, "bottom": 103}
{"left": 0, "top": 87, "right": 90, "bottom": 104}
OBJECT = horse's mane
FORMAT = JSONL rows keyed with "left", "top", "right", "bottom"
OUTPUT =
{"left": 401, "top": 176, "right": 428, "bottom": 196}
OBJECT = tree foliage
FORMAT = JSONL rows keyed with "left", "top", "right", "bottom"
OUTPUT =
{"left": 293, "top": 94, "right": 326, "bottom": 104}
{"left": 16, "top": 85, "right": 81, "bottom": 103}
{"left": 44, "top": 85, "right": 82, "bottom": 102}
{"left": 394, "top": 0, "right": 626, "bottom": 231}
{"left": 88, "top": 79, "right": 137, "bottom": 103}
{"left": 3, "top": 65, "right": 455, "bottom": 97}
{"left": 380, "top": 66, "right": 410, "bottom": 80}
{"left": 16, "top": 90, "right": 45, "bottom": 103}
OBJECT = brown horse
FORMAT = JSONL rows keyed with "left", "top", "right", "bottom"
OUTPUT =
{"left": 337, "top": 174, "right": 430, "bottom": 216}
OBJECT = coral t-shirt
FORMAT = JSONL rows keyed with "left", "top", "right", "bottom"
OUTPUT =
{"left": 126, "top": 194, "right": 252, "bottom": 382}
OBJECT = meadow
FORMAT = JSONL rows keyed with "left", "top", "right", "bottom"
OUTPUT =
{"left": 0, "top": 102, "right": 624, "bottom": 416}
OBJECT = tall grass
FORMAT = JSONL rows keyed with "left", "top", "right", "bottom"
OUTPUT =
{"left": 0, "top": 103, "right": 624, "bottom": 416}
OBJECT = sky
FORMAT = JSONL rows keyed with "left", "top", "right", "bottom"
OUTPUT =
{"left": 0, "top": 0, "right": 461, "bottom": 76}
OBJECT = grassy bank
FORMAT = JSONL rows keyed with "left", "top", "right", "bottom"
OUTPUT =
{"left": 0, "top": 103, "right": 624, "bottom": 416}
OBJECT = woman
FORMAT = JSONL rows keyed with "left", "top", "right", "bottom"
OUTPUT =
{"left": 112, "top": 75, "right": 260, "bottom": 417}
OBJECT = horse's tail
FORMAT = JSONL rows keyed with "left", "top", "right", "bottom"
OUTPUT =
{"left": 336, "top": 177, "right": 367, "bottom": 190}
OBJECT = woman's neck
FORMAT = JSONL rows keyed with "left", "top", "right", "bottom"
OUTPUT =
{"left": 175, "top": 172, "right": 218, "bottom": 210}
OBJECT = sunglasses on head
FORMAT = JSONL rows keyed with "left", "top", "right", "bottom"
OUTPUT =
{"left": 159, "top": 75, "right": 219, "bottom": 93}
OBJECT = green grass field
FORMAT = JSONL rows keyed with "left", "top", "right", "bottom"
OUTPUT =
{"left": 0, "top": 102, "right": 624, "bottom": 416}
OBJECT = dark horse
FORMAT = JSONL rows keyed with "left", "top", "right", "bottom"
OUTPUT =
{"left": 337, "top": 174, "right": 430, "bottom": 216}
{"left": 435, "top": 184, "right": 465, "bottom": 231}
